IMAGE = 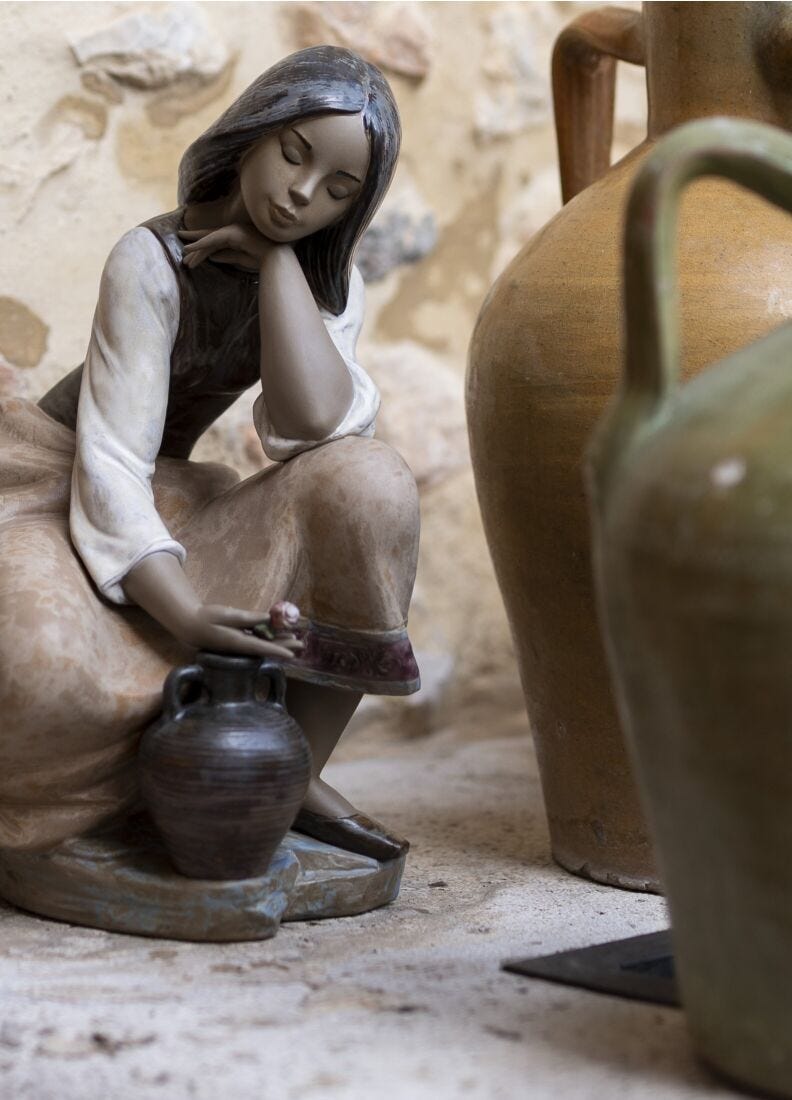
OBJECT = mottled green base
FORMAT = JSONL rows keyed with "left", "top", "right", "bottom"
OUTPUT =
{"left": 0, "top": 816, "right": 405, "bottom": 942}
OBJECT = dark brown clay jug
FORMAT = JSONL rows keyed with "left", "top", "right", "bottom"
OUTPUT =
{"left": 139, "top": 653, "right": 311, "bottom": 880}
{"left": 590, "top": 117, "right": 792, "bottom": 1099}
{"left": 466, "top": 1, "right": 792, "bottom": 890}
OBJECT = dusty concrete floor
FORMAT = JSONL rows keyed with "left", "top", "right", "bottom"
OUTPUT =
{"left": 0, "top": 728, "right": 742, "bottom": 1100}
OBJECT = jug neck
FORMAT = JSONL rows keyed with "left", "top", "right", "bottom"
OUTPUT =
{"left": 645, "top": 2, "right": 792, "bottom": 138}
{"left": 198, "top": 653, "right": 260, "bottom": 704}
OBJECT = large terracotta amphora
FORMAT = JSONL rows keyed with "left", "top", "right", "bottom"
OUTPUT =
{"left": 589, "top": 117, "right": 792, "bottom": 1099}
{"left": 466, "top": 1, "right": 792, "bottom": 890}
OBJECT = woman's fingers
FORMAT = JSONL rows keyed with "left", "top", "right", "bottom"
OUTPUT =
{"left": 179, "top": 225, "right": 273, "bottom": 271}
{"left": 207, "top": 605, "right": 305, "bottom": 637}
{"left": 182, "top": 246, "right": 213, "bottom": 263}
{"left": 182, "top": 228, "right": 231, "bottom": 254}
{"left": 200, "top": 606, "right": 304, "bottom": 655}
{"left": 207, "top": 605, "right": 275, "bottom": 627}
{"left": 207, "top": 624, "right": 298, "bottom": 661}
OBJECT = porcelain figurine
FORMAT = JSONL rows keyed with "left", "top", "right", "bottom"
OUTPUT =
{"left": 0, "top": 46, "right": 419, "bottom": 867}
{"left": 466, "top": 1, "right": 792, "bottom": 891}
{"left": 589, "top": 116, "right": 792, "bottom": 1098}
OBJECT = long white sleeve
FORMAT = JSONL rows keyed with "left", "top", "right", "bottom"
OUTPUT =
{"left": 70, "top": 229, "right": 182, "bottom": 605}
{"left": 253, "top": 265, "right": 380, "bottom": 461}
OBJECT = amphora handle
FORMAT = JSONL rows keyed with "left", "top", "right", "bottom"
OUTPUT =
{"left": 594, "top": 118, "right": 792, "bottom": 503}
{"left": 552, "top": 7, "right": 645, "bottom": 204}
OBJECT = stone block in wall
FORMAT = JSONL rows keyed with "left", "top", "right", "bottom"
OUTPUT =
{"left": 357, "top": 175, "right": 438, "bottom": 283}
{"left": 474, "top": 4, "right": 550, "bottom": 140}
{"left": 0, "top": 298, "right": 48, "bottom": 370}
{"left": 362, "top": 340, "right": 468, "bottom": 491}
{"left": 292, "top": 1, "right": 433, "bottom": 81}
{"left": 69, "top": 2, "right": 228, "bottom": 91}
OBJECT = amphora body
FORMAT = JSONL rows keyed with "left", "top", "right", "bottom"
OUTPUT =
{"left": 467, "top": 1, "right": 792, "bottom": 889}
{"left": 590, "top": 118, "right": 792, "bottom": 1097}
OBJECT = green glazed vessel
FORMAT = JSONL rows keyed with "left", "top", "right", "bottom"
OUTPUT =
{"left": 589, "top": 117, "right": 792, "bottom": 1098}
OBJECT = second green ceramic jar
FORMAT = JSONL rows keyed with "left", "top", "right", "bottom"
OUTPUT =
{"left": 590, "top": 117, "right": 792, "bottom": 1098}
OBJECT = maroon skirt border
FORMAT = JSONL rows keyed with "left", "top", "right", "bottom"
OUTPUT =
{"left": 285, "top": 620, "right": 420, "bottom": 696}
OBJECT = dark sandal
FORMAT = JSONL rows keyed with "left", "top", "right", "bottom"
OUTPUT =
{"left": 293, "top": 808, "right": 409, "bottom": 862}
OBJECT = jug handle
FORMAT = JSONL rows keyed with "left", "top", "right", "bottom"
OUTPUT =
{"left": 163, "top": 664, "right": 205, "bottom": 721}
{"left": 553, "top": 7, "right": 645, "bottom": 204}
{"left": 594, "top": 117, "right": 792, "bottom": 503}
{"left": 256, "top": 660, "right": 288, "bottom": 709}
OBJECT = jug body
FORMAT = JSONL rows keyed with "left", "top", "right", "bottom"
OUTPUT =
{"left": 139, "top": 653, "right": 312, "bottom": 880}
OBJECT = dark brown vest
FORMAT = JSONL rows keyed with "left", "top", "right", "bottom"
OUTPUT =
{"left": 38, "top": 209, "right": 261, "bottom": 459}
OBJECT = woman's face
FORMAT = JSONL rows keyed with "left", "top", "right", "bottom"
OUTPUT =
{"left": 239, "top": 112, "right": 370, "bottom": 242}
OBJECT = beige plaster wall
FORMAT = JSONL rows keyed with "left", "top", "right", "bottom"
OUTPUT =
{"left": 0, "top": 0, "right": 645, "bottom": 750}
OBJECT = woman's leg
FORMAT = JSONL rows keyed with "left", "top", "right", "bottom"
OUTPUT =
{"left": 285, "top": 680, "right": 407, "bottom": 859}
{"left": 179, "top": 435, "right": 420, "bottom": 846}
{"left": 285, "top": 680, "right": 362, "bottom": 817}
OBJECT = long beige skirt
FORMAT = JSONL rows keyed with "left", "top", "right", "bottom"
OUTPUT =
{"left": 0, "top": 399, "right": 420, "bottom": 851}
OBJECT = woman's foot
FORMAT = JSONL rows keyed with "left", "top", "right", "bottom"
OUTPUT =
{"left": 294, "top": 777, "right": 409, "bottom": 862}
{"left": 300, "top": 776, "right": 357, "bottom": 819}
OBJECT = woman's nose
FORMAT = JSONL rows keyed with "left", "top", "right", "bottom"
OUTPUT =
{"left": 289, "top": 182, "right": 311, "bottom": 207}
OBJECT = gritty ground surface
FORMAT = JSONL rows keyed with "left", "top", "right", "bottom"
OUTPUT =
{"left": 0, "top": 728, "right": 742, "bottom": 1100}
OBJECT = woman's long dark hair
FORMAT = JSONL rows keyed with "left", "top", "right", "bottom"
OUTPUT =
{"left": 178, "top": 46, "right": 400, "bottom": 315}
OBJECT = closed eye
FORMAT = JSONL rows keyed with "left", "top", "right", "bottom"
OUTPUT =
{"left": 328, "top": 183, "right": 353, "bottom": 200}
{"left": 281, "top": 143, "right": 302, "bottom": 166}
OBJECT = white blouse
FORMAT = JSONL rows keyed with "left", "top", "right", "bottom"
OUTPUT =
{"left": 70, "top": 228, "right": 379, "bottom": 605}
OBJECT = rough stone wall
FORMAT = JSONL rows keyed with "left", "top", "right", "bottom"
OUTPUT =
{"left": 0, "top": 1, "right": 645, "bottom": 751}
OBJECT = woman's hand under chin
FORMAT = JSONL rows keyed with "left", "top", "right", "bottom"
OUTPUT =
{"left": 178, "top": 223, "right": 285, "bottom": 272}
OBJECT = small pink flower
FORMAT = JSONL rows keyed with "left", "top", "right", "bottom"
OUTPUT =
{"left": 269, "top": 601, "right": 300, "bottom": 632}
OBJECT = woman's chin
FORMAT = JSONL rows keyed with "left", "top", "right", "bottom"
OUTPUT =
{"left": 267, "top": 226, "right": 310, "bottom": 245}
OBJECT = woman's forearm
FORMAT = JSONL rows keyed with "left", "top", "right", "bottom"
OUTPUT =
{"left": 257, "top": 247, "right": 353, "bottom": 440}
{"left": 123, "top": 551, "right": 201, "bottom": 637}
{"left": 122, "top": 550, "right": 300, "bottom": 659}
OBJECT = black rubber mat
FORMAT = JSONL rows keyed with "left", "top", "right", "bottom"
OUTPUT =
{"left": 503, "top": 929, "right": 679, "bottom": 1006}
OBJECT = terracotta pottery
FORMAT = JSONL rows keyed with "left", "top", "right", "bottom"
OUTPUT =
{"left": 139, "top": 654, "right": 311, "bottom": 880}
{"left": 590, "top": 117, "right": 792, "bottom": 1098}
{"left": 466, "top": 1, "right": 792, "bottom": 890}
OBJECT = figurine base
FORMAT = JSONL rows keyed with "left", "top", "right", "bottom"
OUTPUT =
{"left": 0, "top": 815, "right": 405, "bottom": 942}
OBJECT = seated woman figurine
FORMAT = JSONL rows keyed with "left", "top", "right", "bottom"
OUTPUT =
{"left": 0, "top": 46, "right": 420, "bottom": 864}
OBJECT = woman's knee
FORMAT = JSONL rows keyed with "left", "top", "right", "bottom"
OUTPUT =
{"left": 297, "top": 436, "right": 419, "bottom": 525}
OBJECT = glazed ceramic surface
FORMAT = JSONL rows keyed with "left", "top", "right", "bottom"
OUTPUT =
{"left": 466, "top": 1, "right": 792, "bottom": 890}
{"left": 139, "top": 654, "right": 311, "bottom": 880}
{"left": 590, "top": 117, "right": 792, "bottom": 1098}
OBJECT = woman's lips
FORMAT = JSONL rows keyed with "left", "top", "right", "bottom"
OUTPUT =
{"left": 269, "top": 201, "right": 298, "bottom": 228}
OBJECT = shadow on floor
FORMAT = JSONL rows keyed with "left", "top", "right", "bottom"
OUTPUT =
{"left": 490, "top": 977, "right": 738, "bottom": 1097}
{"left": 407, "top": 797, "right": 555, "bottom": 870}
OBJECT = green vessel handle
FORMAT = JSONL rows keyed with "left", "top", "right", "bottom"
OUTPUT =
{"left": 592, "top": 117, "right": 792, "bottom": 503}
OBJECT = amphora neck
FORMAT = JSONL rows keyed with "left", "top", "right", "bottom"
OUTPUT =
{"left": 645, "top": 2, "right": 792, "bottom": 138}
